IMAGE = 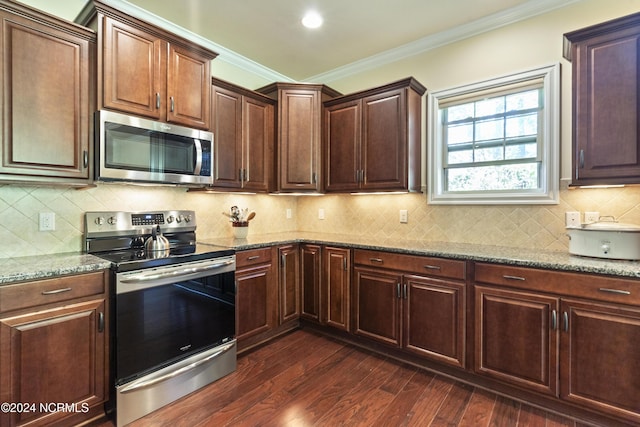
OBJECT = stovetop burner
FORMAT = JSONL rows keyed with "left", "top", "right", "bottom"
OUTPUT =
{"left": 84, "top": 210, "right": 234, "bottom": 272}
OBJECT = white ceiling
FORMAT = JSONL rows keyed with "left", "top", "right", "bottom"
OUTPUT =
{"left": 22, "top": 0, "right": 579, "bottom": 82}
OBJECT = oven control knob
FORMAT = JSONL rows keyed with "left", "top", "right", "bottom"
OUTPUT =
{"left": 177, "top": 215, "right": 184, "bottom": 223}
{"left": 107, "top": 216, "right": 117, "bottom": 225}
{"left": 167, "top": 215, "right": 175, "bottom": 223}
{"left": 94, "top": 217, "right": 105, "bottom": 226}
{"left": 184, "top": 214, "right": 192, "bottom": 223}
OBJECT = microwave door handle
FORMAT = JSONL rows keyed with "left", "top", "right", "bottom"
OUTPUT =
{"left": 193, "top": 138, "right": 202, "bottom": 175}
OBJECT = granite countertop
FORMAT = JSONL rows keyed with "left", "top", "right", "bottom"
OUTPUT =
{"left": 3, "top": 233, "right": 640, "bottom": 286}
{"left": 0, "top": 252, "right": 111, "bottom": 286}
{"left": 202, "top": 232, "right": 640, "bottom": 279}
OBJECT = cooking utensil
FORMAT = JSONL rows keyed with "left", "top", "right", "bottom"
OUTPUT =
{"left": 145, "top": 225, "right": 170, "bottom": 258}
{"left": 247, "top": 212, "right": 256, "bottom": 221}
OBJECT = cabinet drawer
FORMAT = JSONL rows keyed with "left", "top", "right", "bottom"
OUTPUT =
{"left": 475, "top": 262, "right": 640, "bottom": 306}
{"left": 0, "top": 271, "right": 106, "bottom": 314}
{"left": 354, "top": 249, "right": 465, "bottom": 280}
{"left": 236, "top": 247, "right": 273, "bottom": 268}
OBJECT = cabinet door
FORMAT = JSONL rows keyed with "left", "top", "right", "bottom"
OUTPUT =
{"left": 571, "top": 24, "right": 640, "bottom": 184}
{"left": 324, "top": 247, "right": 351, "bottom": 331}
{"left": 212, "top": 85, "right": 243, "bottom": 189}
{"left": 560, "top": 299, "right": 640, "bottom": 424}
{"left": 300, "top": 244, "right": 322, "bottom": 322}
{"left": 475, "top": 286, "right": 559, "bottom": 396}
{"left": 361, "top": 88, "right": 407, "bottom": 191}
{"left": 0, "top": 12, "right": 92, "bottom": 179}
{"left": 0, "top": 299, "right": 106, "bottom": 427}
{"left": 243, "top": 96, "right": 274, "bottom": 192}
{"left": 102, "top": 15, "right": 164, "bottom": 120}
{"left": 167, "top": 44, "right": 211, "bottom": 129}
{"left": 279, "top": 89, "right": 321, "bottom": 191}
{"left": 404, "top": 275, "right": 465, "bottom": 368}
{"left": 354, "top": 266, "right": 402, "bottom": 347}
{"left": 325, "top": 99, "right": 361, "bottom": 192}
{"left": 278, "top": 244, "right": 300, "bottom": 324}
{"left": 235, "top": 263, "right": 276, "bottom": 342}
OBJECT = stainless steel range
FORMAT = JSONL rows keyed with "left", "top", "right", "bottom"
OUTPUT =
{"left": 85, "top": 210, "right": 236, "bottom": 426}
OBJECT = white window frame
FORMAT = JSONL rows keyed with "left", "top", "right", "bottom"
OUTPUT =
{"left": 427, "top": 64, "right": 560, "bottom": 205}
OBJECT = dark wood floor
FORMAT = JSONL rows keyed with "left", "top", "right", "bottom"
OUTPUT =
{"left": 93, "top": 329, "right": 597, "bottom": 427}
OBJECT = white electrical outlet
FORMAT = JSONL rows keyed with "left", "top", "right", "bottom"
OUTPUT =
{"left": 399, "top": 210, "right": 408, "bottom": 223}
{"left": 39, "top": 212, "right": 55, "bottom": 231}
{"left": 286, "top": 208, "right": 292, "bottom": 219}
{"left": 565, "top": 211, "right": 580, "bottom": 228}
{"left": 584, "top": 212, "right": 600, "bottom": 223}
{"left": 318, "top": 208, "right": 325, "bottom": 220}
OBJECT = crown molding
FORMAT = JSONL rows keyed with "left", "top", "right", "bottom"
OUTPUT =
{"left": 304, "top": 0, "right": 582, "bottom": 83}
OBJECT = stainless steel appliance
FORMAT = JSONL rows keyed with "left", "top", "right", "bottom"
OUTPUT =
{"left": 85, "top": 210, "right": 235, "bottom": 426}
{"left": 95, "top": 110, "right": 214, "bottom": 185}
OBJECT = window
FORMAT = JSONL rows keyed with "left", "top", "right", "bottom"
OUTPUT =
{"left": 428, "top": 64, "right": 559, "bottom": 204}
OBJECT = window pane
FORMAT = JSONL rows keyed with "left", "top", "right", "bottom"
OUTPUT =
{"left": 506, "top": 112, "right": 537, "bottom": 138}
{"left": 448, "top": 149, "right": 473, "bottom": 164}
{"left": 475, "top": 118, "right": 504, "bottom": 141}
{"left": 447, "top": 123, "right": 473, "bottom": 144}
{"left": 447, "top": 104, "right": 474, "bottom": 121}
{"left": 446, "top": 163, "right": 539, "bottom": 192}
{"left": 506, "top": 89, "right": 539, "bottom": 111}
{"left": 475, "top": 146, "right": 503, "bottom": 162}
{"left": 476, "top": 97, "right": 504, "bottom": 116}
{"left": 505, "top": 142, "right": 537, "bottom": 160}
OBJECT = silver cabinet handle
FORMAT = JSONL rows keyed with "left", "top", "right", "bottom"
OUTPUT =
{"left": 247, "top": 255, "right": 260, "bottom": 261}
{"left": 343, "top": 258, "right": 347, "bottom": 271}
{"left": 563, "top": 311, "right": 569, "bottom": 332}
{"left": 170, "top": 96, "right": 175, "bottom": 112}
{"left": 424, "top": 265, "right": 441, "bottom": 270}
{"left": 370, "top": 258, "right": 383, "bottom": 264}
{"left": 83, "top": 150, "right": 88, "bottom": 169}
{"left": 579, "top": 149, "right": 585, "bottom": 169}
{"left": 403, "top": 283, "right": 408, "bottom": 300}
{"left": 41, "top": 287, "right": 72, "bottom": 295}
{"left": 598, "top": 288, "right": 631, "bottom": 295}
{"left": 503, "top": 275, "right": 526, "bottom": 281}
{"left": 156, "top": 93, "right": 161, "bottom": 109}
{"left": 551, "top": 309, "right": 557, "bottom": 330}
{"left": 396, "top": 283, "right": 401, "bottom": 299}
{"left": 98, "top": 312, "right": 104, "bottom": 333}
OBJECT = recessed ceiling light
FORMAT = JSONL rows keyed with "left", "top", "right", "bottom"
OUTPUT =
{"left": 302, "top": 11, "right": 323, "bottom": 29}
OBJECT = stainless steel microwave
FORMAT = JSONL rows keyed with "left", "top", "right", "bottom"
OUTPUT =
{"left": 95, "top": 110, "right": 213, "bottom": 185}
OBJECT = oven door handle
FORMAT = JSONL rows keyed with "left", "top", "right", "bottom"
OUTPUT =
{"left": 119, "top": 341, "right": 236, "bottom": 394}
{"left": 120, "top": 259, "right": 235, "bottom": 284}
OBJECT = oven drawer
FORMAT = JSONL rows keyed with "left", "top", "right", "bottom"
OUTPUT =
{"left": 236, "top": 247, "right": 273, "bottom": 268}
{"left": 0, "top": 271, "right": 106, "bottom": 314}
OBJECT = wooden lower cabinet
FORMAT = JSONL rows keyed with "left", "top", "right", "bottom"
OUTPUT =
{"left": 300, "top": 244, "right": 322, "bottom": 322}
{"left": 235, "top": 248, "right": 277, "bottom": 344}
{"left": 353, "top": 251, "right": 466, "bottom": 368}
{"left": 277, "top": 244, "right": 300, "bottom": 324}
{"left": 0, "top": 271, "right": 108, "bottom": 427}
{"left": 560, "top": 299, "right": 640, "bottom": 423}
{"left": 323, "top": 246, "right": 351, "bottom": 331}
{"left": 474, "top": 285, "right": 559, "bottom": 396}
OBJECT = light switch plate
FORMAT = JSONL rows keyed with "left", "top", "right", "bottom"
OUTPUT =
{"left": 399, "top": 210, "right": 408, "bottom": 223}
{"left": 318, "top": 208, "right": 325, "bottom": 220}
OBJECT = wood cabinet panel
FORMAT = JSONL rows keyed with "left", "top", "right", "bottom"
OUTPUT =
{"left": 0, "top": 7, "right": 93, "bottom": 181}
{"left": 278, "top": 244, "right": 300, "bottom": 324}
{"left": 300, "top": 244, "right": 322, "bottom": 322}
{"left": 560, "top": 299, "right": 640, "bottom": 423}
{"left": 211, "top": 85, "right": 243, "bottom": 188}
{"left": 325, "top": 100, "right": 361, "bottom": 192}
{"left": 353, "top": 266, "right": 402, "bottom": 346}
{"left": 474, "top": 285, "right": 559, "bottom": 396}
{"left": 324, "top": 246, "right": 351, "bottom": 331}
{"left": 354, "top": 249, "right": 466, "bottom": 280}
{"left": 167, "top": 44, "right": 210, "bottom": 129}
{"left": 404, "top": 275, "right": 465, "bottom": 368}
{"left": 565, "top": 12, "right": 640, "bottom": 185}
{"left": 235, "top": 262, "right": 276, "bottom": 342}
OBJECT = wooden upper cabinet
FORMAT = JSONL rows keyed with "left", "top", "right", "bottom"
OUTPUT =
{"left": 325, "top": 78, "right": 426, "bottom": 193}
{"left": 88, "top": 2, "right": 217, "bottom": 129}
{"left": 0, "top": 2, "right": 95, "bottom": 183}
{"left": 564, "top": 12, "right": 640, "bottom": 185}
{"left": 211, "top": 78, "right": 275, "bottom": 192}
{"left": 257, "top": 83, "right": 341, "bottom": 192}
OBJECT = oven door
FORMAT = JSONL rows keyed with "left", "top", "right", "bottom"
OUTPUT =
{"left": 114, "top": 256, "right": 236, "bottom": 385}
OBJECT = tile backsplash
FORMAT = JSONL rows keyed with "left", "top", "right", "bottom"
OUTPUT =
{"left": 2, "top": 181, "right": 640, "bottom": 258}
